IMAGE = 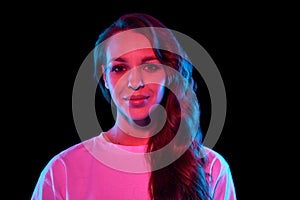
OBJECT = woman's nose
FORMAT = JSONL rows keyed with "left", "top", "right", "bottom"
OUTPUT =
{"left": 127, "top": 67, "right": 144, "bottom": 90}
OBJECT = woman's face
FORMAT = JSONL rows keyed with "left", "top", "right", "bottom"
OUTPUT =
{"left": 103, "top": 31, "right": 166, "bottom": 121}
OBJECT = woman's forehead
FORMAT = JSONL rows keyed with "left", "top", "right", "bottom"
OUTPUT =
{"left": 105, "top": 30, "right": 153, "bottom": 61}
{"left": 106, "top": 49, "right": 157, "bottom": 64}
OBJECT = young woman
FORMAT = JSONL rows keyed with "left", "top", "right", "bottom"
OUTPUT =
{"left": 31, "top": 13, "right": 237, "bottom": 200}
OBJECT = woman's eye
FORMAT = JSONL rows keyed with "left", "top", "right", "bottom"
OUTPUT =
{"left": 143, "top": 64, "right": 161, "bottom": 72}
{"left": 111, "top": 65, "right": 127, "bottom": 73}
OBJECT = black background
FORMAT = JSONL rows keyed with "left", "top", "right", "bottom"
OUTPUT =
{"left": 3, "top": 2, "right": 277, "bottom": 199}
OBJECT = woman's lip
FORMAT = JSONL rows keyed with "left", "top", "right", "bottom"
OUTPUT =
{"left": 123, "top": 95, "right": 150, "bottom": 107}
{"left": 123, "top": 95, "right": 150, "bottom": 100}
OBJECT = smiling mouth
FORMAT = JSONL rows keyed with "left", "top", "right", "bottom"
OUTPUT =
{"left": 123, "top": 95, "right": 150, "bottom": 107}
{"left": 123, "top": 95, "right": 150, "bottom": 100}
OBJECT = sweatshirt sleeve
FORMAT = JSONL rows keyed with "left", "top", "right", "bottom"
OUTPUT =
{"left": 212, "top": 162, "right": 237, "bottom": 200}
{"left": 31, "top": 155, "right": 67, "bottom": 200}
{"left": 204, "top": 147, "right": 237, "bottom": 200}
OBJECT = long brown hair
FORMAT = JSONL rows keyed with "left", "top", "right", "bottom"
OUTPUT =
{"left": 94, "top": 13, "right": 211, "bottom": 200}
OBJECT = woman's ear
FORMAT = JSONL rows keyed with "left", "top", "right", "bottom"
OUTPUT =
{"left": 101, "top": 65, "right": 109, "bottom": 89}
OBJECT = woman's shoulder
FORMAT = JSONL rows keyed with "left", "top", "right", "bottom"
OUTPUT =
{"left": 46, "top": 136, "right": 101, "bottom": 167}
{"left": 202, "top": 146, "right": 231, "bottom": 177}
{"left": 202, "top": 146, "right": 237, "bottom": 199}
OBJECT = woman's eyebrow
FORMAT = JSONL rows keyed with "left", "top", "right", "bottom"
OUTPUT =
{"left": 141, "top": 56, "right": 158, "bottom": 63}
{"left": 109, "top": 56, "right": 158, "bottom": 63}
{"left": 109, "top": 57, "right": 126, "bottom": 63}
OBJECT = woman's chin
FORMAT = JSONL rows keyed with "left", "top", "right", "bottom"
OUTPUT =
{"left": 126, "top": 105, "right": 162, "bottom": 125}
{"left": 131, "top": 115, "right": 150, "bottom": 122}
{"left": 130, "top": 115, "right": 151, "bottom": 126}
{"left": 127, "top": 107, "right": 150, "bottom": 120}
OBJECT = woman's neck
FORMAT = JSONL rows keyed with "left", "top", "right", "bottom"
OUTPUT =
{"left": 104, "top": 114, "right": 159, "bottom": 146}
{"left": 104, "top": 125, "right": 148, "bottom": 146}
